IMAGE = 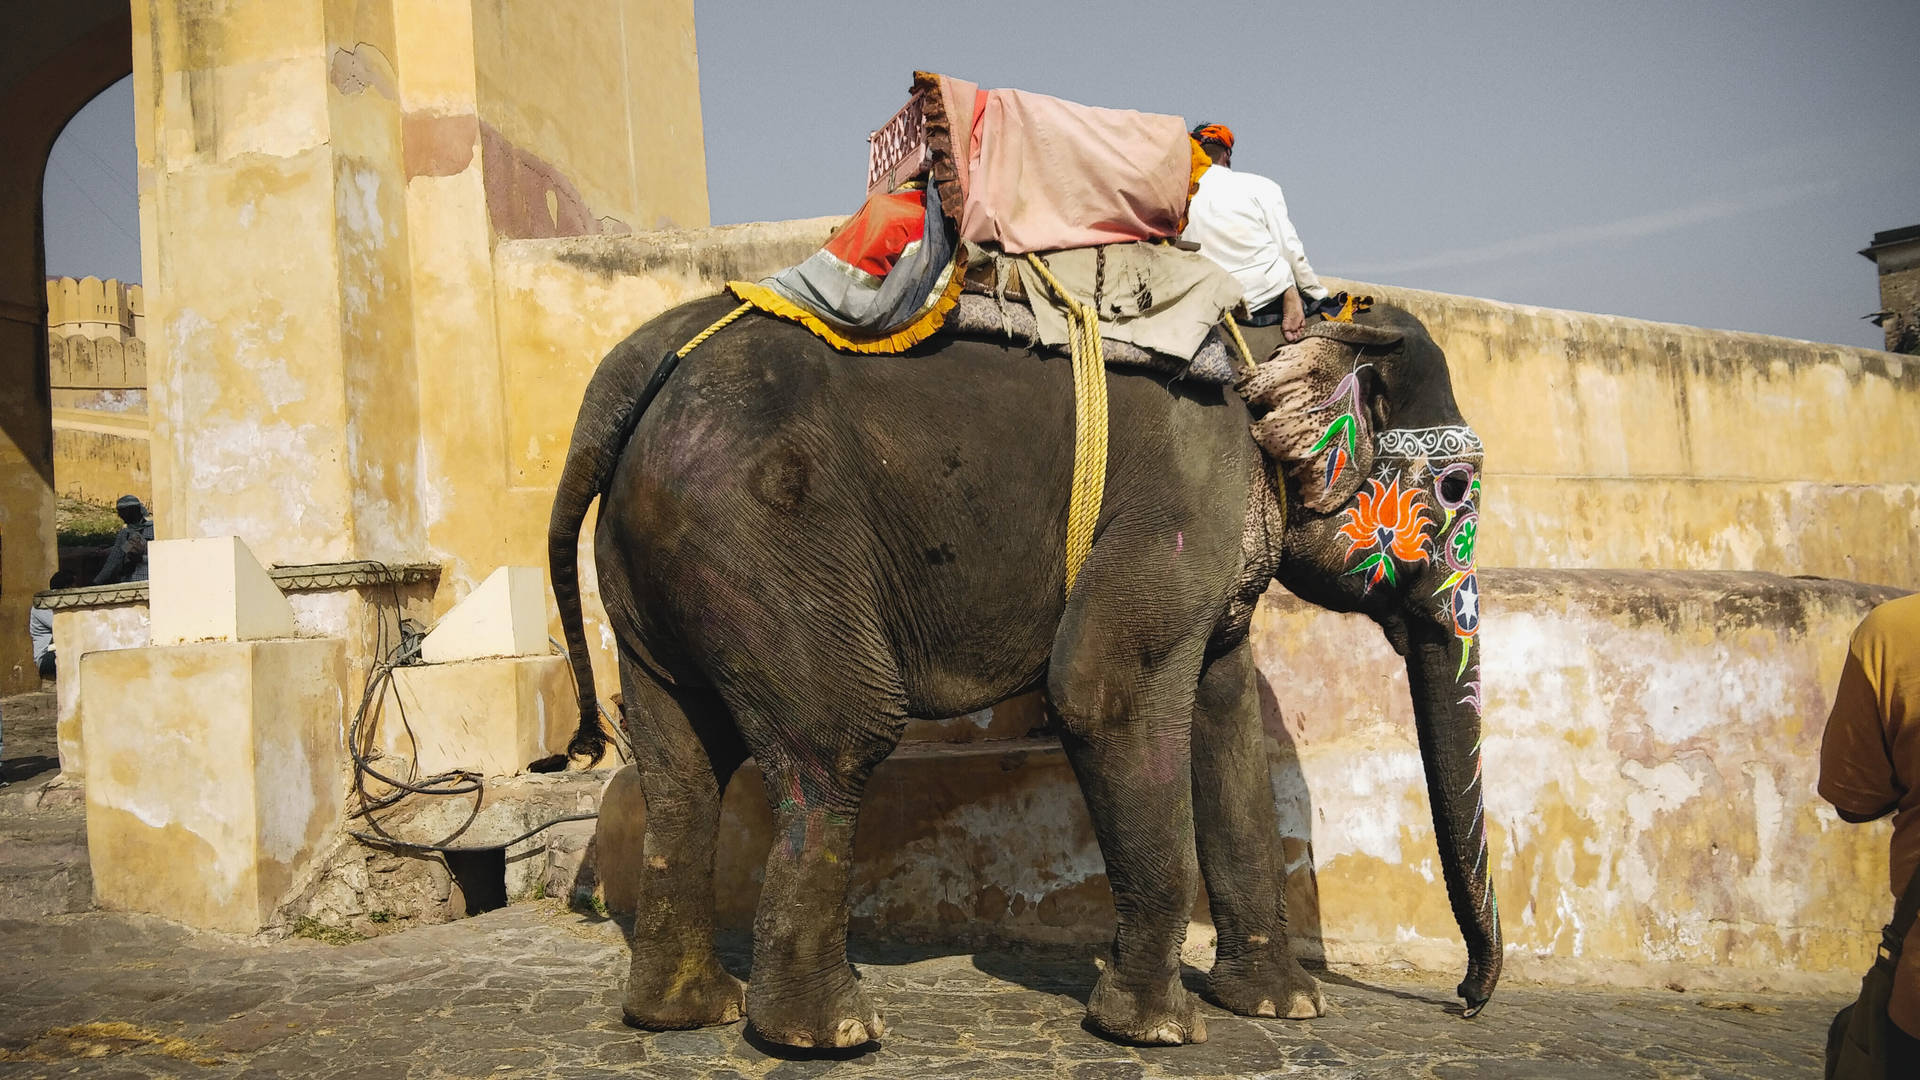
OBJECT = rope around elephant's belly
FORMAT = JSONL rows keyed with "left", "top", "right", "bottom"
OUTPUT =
{"left": 1022, "top": 252, "right": 1108, "bottom": 597}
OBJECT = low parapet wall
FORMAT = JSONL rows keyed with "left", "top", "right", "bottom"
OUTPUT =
{"left": 597, "top": 569, "right": 1897, "bottom": 990}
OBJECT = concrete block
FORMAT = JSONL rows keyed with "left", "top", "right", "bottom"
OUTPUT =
{"left": 380, "top": 654, "right": 573, "bottom": 777}
{"left": 148, "top": 537, "right": 295, "bottom": 645}
{"left": 80, "top": 637, "right": 348, "bottom": 933}
{"left": 421, "top": 566, "right": 547, "bottom": 663}
{"left": 51, "top": 603, "right": 150, "bottom": 782}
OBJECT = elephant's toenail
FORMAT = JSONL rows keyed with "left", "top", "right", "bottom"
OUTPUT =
{"left": 833, "top": 1019, "right": 870, "bottom": 1046}
{"left": 1255, "top": 998, "right": 1277, "bottom": 1017}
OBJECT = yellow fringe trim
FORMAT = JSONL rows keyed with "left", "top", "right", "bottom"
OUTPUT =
{"left": 1179, "top": 136, "right": 1213, "bottom": 234}
{"left": 726, "top": 256, "right": 967, "bottom": 355}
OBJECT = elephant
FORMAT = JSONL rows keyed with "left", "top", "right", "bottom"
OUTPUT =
{"left": 548, "top": 294, "right": 1499, "bottom": 1050}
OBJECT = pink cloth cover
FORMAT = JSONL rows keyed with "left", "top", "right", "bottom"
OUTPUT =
{"left": 957, "top": 87, "right": 1192, "bottom": 255}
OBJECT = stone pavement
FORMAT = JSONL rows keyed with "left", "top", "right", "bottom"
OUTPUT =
{"left": 0, "top": 900, "right": 1842, "bottom": 1079}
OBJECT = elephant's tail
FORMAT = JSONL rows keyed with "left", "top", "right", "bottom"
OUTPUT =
{"left": 548, "top": 297, "right": 751, "bottom": 765}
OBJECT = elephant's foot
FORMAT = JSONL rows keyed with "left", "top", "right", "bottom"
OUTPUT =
{"left": 1205, "top": 947, "right": 1325, "bottom": 1020}
{"left": 1085, "top": 967, "right": 1208, "bottom": 1046}
{"left": 746, "top": 966, "right": 885, "bottom": 1049}
{"left": 622, "top": 950, "right": 746, "bottom": 1030}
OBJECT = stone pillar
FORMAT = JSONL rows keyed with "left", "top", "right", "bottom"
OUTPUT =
{"left": 391, "top": 0, "right": 708, "bottom": 599}
{"left": 132, "top": 0, "right": 707, "bottom": 590}
{"left": 133, "top": 0, "right": 425, "bottom": 565}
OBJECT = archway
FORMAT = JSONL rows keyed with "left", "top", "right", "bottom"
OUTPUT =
{"left": 0, "top": 4, "right": 132, "bottom": 704}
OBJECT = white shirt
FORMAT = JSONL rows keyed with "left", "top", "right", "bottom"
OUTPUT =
{"left": 1180, "top": 164, "right": 1327, "bottom": 311}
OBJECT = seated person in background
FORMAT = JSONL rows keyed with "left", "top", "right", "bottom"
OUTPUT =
{"left": 30, "top": 571, "right": 72, "bottom": 679}
{"left": 93, "top": 495, "right": 154, "bottom": 586}
{"left": 1819, "top": 592, "right": 1920, "bottom": 1070}
{"left": 1180, "top": 122, "right": 1329, "bottom": 343}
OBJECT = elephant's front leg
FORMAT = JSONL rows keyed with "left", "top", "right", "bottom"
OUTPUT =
{"left": 1190, "top": 639, "right": 1324, "bottom": 1019}
{"left": 1052, "top": 642, "right": 1211, "bottom": 1043}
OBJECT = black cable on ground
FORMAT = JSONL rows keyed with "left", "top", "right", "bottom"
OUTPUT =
{"left": 342, "top": 570, "right": 605, "bottom": 856}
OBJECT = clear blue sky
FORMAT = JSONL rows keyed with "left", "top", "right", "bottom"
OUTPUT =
{"left": 44, "top": 1, "right": 1920, "bottom": 350}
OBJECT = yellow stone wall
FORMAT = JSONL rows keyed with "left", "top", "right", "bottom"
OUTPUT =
{"left": 46, "top": 278, "right": 151, "bottom": 504}
{"left": 51, "top": 419, "right": 150, "bottom": 505}
{"left": 469, "top": 0, "right": 707, "bottom": 235}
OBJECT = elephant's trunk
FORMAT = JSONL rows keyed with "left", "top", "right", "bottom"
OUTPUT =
{"left": 1402, "top": 616, "right": 1501, "bottom": 1015}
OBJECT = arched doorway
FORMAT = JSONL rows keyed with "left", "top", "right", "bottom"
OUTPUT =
{"left": 0, "top": 4, "right": 132, "bottom": 701}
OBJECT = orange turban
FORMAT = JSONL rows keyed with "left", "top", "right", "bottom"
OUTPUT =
{"left": 1190, "top": 123, "right": 1234, "bottom": 150}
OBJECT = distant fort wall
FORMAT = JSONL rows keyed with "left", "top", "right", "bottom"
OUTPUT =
{"left": 46, "top": 276, "right": 150, "bottom": 505}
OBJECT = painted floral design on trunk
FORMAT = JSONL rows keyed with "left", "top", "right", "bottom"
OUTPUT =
{"left": 1426, "top": 461, "right": 1483, "bottom": 681}
{"left": 1337, "top": 477, "right": 1433, "bottom": 589}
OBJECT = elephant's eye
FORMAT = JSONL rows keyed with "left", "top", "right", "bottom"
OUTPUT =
{"left": 1439, "top": 472, "right": 1471, "bottom": 506}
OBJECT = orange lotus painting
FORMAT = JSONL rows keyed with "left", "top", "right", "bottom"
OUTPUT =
{"left": 1338, "top": 477, "right": 1435, "bottom": 589}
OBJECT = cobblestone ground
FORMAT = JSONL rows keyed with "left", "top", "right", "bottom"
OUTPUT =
{"left": 0, "top": 900, "right": 1842, "bottom": 1079}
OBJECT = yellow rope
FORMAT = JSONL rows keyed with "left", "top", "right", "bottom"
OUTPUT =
{"left": 677, "top": 302, "right": 752, "bottom": 358}
{"left": 1023, "top": 253, "right": 1109, "bottom": 597}
{"left": 1222, "top": 317, "right": 1257, "bottom": 378}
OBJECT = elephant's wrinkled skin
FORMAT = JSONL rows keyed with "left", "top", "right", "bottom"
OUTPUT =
{"left": 549, "top": 295, "right": 1498, "bottom": 1049}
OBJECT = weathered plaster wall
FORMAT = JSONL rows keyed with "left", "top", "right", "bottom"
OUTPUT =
{"left": 468, "top": 0, "right": 707, "bottom": 236}
{"left": 134, "top": 0, "right": 405, "bottom": 563}
{"left": 51, "top": 419, "right": 151, "bottom": 505}
{"left": 134, "top": 0, "right": 710, "bottom": 573}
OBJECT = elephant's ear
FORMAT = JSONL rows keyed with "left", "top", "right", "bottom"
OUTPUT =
{"left": 1241, "top": 337, "right": 1381, "bottom": 513}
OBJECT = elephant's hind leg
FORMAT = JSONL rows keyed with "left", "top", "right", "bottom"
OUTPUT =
{"left": 727, "top": 686, "right": 903, "bottom": 1049}
{"left": 618, "top": 662, "right": 749, "bottom": 1031}
{"left": 1190, "top": 639, "right": 1324, "bottom": 1020}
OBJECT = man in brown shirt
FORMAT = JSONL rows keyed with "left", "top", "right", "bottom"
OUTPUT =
{"left": 1819, "top": 591, "right": 1920, "bottom": 1060}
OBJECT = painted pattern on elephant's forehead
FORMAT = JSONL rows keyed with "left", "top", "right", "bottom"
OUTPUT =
{"left": 1375, "top": 425, "right": 1485, "bottom": 460}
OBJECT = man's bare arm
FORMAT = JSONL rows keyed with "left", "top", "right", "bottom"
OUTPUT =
{"left": 1281, "top": 285, "right": 1306, "bottom": 343}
